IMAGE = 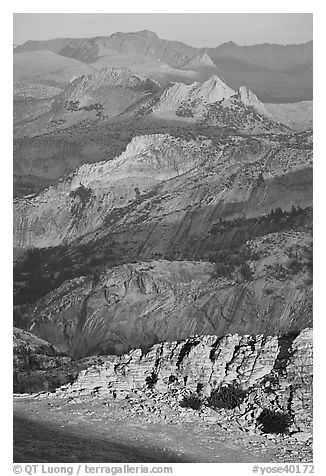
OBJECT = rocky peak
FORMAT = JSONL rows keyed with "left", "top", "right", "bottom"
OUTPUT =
{"left": 237, "top": 85, "right": 270, "bottom": 116}
{"left": 137, "top": 30, "right": 159, "bottom": 39}
{"left": 153, "top": 75, "right": 235, "bottom": 115}
{"left": 53, "top": 67, "right": 160, "bottom": 118}
{"left": 111, "top": 30, "right": 159, "bottom": 41}
{"left": 199, "top": 75, "right": 235, "bottom": 103}
{"left": 68, "top": 67, "right": 143, "bottom": 89}
{"left": 121, "top": 133, "right": 172, "bottom": 155}
{"left": 183, "top": 52, "right": 218, "bottom": 71}
{"left": 199, "top": 53, "right": 217, "bottom": 67}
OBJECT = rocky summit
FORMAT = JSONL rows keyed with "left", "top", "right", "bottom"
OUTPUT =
{"left": 13, "top": 22, "right": 313, "bottom": 464}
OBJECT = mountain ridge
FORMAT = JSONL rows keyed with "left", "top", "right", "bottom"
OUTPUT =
{"left": 15, "top": 31, "right": 313, "bottom": 102}
{"left": 15, "top": 31, "right": 312, "bottom": 62}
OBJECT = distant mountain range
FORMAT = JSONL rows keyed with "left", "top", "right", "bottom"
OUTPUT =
{"left": 14, "top": 30, "right": 312, "bottom": 102}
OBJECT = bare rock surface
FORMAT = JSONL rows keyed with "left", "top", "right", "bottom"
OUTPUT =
{"left": 13, "top": 328, "right": 312, "bottom": 462}
{"left": 13, "top": 132, "right": 312, "bottom": 359}
{"left": 57, "top": 328, "right": 312, "bottom": 433}
{"left": 24, "top": 247, "right": 312, "bottom": 358}
{"left": 151, "top": 77, "right": 283, "bottom": 133}
{"left": 13, "top": 133, "right": 312, "bottom": 249}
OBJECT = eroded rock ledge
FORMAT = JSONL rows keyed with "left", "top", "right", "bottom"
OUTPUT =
{"left": 52, "top": 328, "right": 312, "bottom": 436}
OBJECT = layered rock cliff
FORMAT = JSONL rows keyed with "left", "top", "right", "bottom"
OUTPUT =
{"left": 53, "top": 328, "right": 313, "bottom": 435}
{"left": 13, "top": 325, "right": 312, "bottom": 437}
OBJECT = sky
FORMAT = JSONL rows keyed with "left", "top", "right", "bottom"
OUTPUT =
{"left": 13, "top": 13, "right": 313, "bottom": 47}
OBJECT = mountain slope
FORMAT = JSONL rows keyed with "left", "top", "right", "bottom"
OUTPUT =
{"left": 14, "top": 82, "right": 63, "bottom": 128}
{"left": 181, "top": 53, "right": 221, "bottom": 72}
{"left": 152, "top": 76, "right": 235, "bottom": 113}
{"left": 14, "top": 72, "right": 292, "bottom": 140}
{"left": 208, "top": 41, "right": 313, "bottom": 73}
{"left": 15, "top": 32, "right": 312, "bottom": 73}
{"left": 13, "top": 50, "right": 96, "bottom": 88}
{"left": 149, "top": 77, "right": 287, "bottom": 133}
{"left": 13, "top": 132, "right": 312, "bottom": 250}
{"left": 15, "top": 32, "right": 313, "bottom": 102}
{"left": 265, "top": 101, "right": 313, "bottom": 132}
{"left": 13, "top": 134, "right": 312, "bottom": 360}
{"left": 14, "top": 68, "right": 161, "bottom": 138}
{"left": 22, "top": 230, "right": 312, "bottom": 357}
{"left": 13, "top": 132, "right": 312, "bottom": 327}
{"left": 92, "top": 53, "right": 202, "bottom": 85}
{"left": 15, "top": 31, "right": 197, "bottom": 67}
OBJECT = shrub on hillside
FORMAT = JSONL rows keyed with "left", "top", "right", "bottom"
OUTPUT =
{"left": 179, "top": 393, "right": 202, "bottom": 410}
{"left": 239, "top": 262, "right": 254, "bottom": 281}
{"left": 286, "top": 258, "right": 304, "bottom": 275}
{"left": 208, "top": 383, "right": 247, "bottom": 410}
{"left": 145, "top": 372, "right": 158, "bottom": 389}
{"left": 257, "top": 409, "right": 292, "bottom": 434}
{"left": 69, "top": 184, "right": 92, "bottom": 204}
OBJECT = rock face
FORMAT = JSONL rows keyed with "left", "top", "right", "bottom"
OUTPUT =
{"left": 13, "top": 327, "right": 101, "bottom": 393}
{"left": 13, "top": 326, "right": 313, "bottom": 435}
{"left": 15, "top": 71, "right": 299, "bottom": 139}
{"left": 13, "top": 133, "right": 312, "bottom": 249}
{"left": 14, "top": 82, "right": 63, "bottom": 100}
{"left": 59, "top": 67, "right": 160, "bottom": 113}
{"left": 13, "top": 131, "right": 313, "bottom": 352}
{"left": 13, "top": 327, "right": 71, "bottom": 393}
{"left": 153, "top": 76, "right": 235, "bottom": 113}
{"left": 13, "top": 134, "right": 213, "bottom": 247}
{"left": 237, "top": 86, "right": 270, "bottom": 116}
{"left": 24, "top": 240, "right": 312, "bottom": 358}
{"left": 151, "top": 76, "right": 289, "bottom": 133}
{"left": 14, "top": 327, "right": 62, "bottom": 359}
{"left": 58, "top": 328, "right": 312, "bottom": 434}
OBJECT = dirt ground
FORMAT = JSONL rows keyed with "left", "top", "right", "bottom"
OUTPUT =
{"left": 13, "top": 395, "right": 312, "bottom": 463}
